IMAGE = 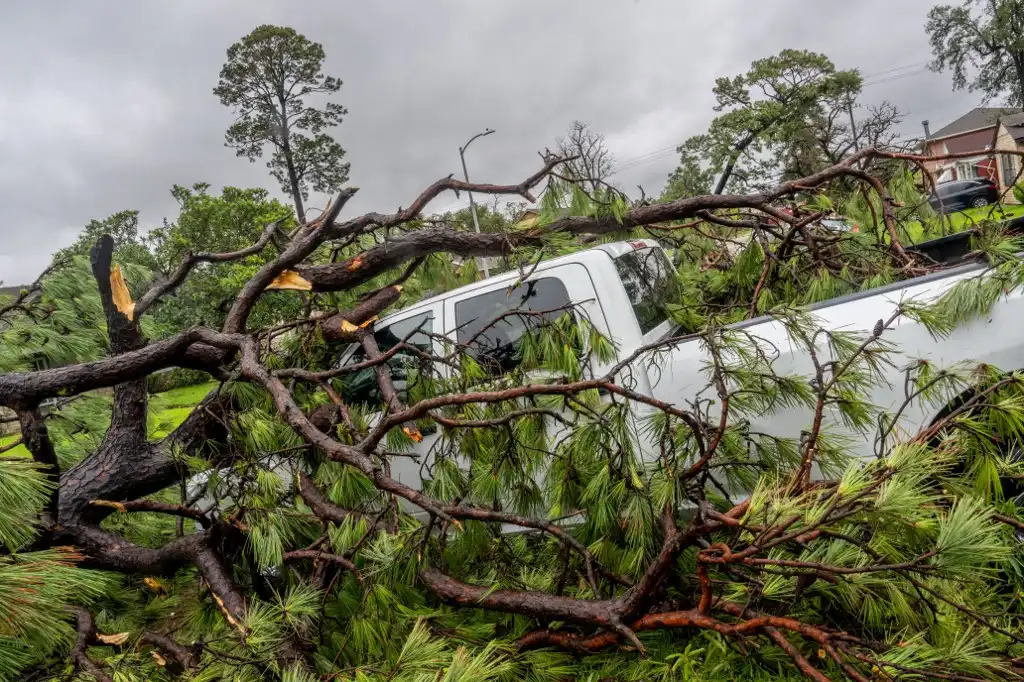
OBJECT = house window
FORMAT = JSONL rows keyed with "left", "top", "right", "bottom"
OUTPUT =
{"left": 956, "top": 162, "right": 980, "bottom": 179}
{"left": 1001, "top": 153, "right": 1019, "bottom": 187}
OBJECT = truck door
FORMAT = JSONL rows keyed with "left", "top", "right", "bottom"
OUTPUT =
{"left": 439, "top": 266, "right": 606, "bottom": 513}
{"left": 335, "top": 302, "right": 447, "bottom": 492}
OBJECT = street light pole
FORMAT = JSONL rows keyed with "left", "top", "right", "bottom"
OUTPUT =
{"left": 459, "top": 128, "right": 495, "bottom": 278}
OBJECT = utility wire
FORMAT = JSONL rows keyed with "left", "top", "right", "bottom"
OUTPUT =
{"left": 436, "top": 62, "right": 939, "bottom": 211}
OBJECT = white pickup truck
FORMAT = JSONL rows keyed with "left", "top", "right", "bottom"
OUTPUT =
{"left": 333, "top": 237, "right": 1024, "bottom": 496}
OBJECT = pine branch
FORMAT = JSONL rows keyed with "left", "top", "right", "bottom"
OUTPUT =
{"left": 67, "top": 606, "right": 114, "bottom": 682}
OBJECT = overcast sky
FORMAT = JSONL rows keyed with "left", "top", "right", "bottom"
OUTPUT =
{"left": 0, "top": 0, "right": 991, "bottom": 284}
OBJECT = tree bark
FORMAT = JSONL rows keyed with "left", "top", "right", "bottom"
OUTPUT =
{"left": 279, "top": 98, "right": 306, "bottom": 224}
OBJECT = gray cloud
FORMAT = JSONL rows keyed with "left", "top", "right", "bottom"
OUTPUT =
{"left": 0, "top": 0, "right": 983, "bottom": 284}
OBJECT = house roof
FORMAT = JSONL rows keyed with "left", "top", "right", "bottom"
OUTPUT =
{"left": 929, "top": 107, "right": 1024, "bottom": 139}
{"left": 1001, "top": 111, "right": 1024, "bottom": 140}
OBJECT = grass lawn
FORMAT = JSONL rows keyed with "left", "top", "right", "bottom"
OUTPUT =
{"left": 0, "top": 432, "right": 28, "bottom": 458}
{"left": 148, "top": 382, "right": 220, "bottom": 439}
{"left": 0, "top": 381, "right": 221, "bottom": 456}
{"left": 150, "top": 382, "right": 220, "bottom": 411}
{"left": 904, "top": 203, "right": 1024, "bottom": 244}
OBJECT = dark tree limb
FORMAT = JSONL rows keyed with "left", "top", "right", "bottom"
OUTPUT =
{"left": 135, "top": 218, "right": 285, "bottom": 316}
{"left": 59, "top": 388, "right": 232, "bottom": 524}
{"left": 139, "top": 631, "right": 199, "bottom": 675}
{"left": 297, "top": 228, "right": 528, "bottom": 293}
{"left": 57, "top": 526, "right": 247, "bottom": 625}
{"left": 283, "top": 549, "right": 363, "bottom": 583}
{"left": 319, "top": 154, "right": 568, "bottom": 240}
{"left": 0, "top": 328, "right": 240, "bottom": 408}
{"left": 16, "top": 407, "right": 59, "bottom": 520}
{"left": 88, "top": 499, "right": 213, "bottom": 528}
{"left": 319, "top": 285, "right": 403, "bottom": 343}
{"left": 67, "top": 606, "right": 114, "bottom": 682}
{"left": 297, "top": 472, "right": 371, "bottom": 526}
{"left": 420, "top": 566, "right": 620, "bottom": 626}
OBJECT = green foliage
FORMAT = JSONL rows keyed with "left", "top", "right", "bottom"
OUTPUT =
{"left": 146, "top": 183, "right": 301, "bottom": 330}
{"left": 0, "top": 255, "right": 158, "bottom": 372}
{"left": 0, "top": 549, "right": 118, "bottom": 677}
{"left": 662, "top": 49, "right": 862, "bottom": 199}
{"left": 927, "top": 0, "right": 1024, "bottom": 106}
{"left": 52, "top": 209, "right": 156, "bottom": 269}
{"left": 214, "top": 25, "right": 349, "bottom": 219}
{"left": 0, "top": 460, "right": 52, "bottom": 550}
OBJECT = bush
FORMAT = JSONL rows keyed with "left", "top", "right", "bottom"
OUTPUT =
{"left": 1013, "top": 183, "right": 1024, "bottom": 205}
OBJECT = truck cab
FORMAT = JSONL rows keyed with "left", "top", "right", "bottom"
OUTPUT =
{"left": 335, "top": 239, "right": 678, "bottom": 410}
{"left": 333, "top": 239, "right": 678, "bottom": 501}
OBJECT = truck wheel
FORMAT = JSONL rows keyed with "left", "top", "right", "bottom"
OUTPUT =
{"left": 972, "top": 196, "right": 990, "bottom": 208}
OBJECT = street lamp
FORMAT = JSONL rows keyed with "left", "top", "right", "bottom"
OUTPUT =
{"left": 459, "top": 128, "right": 495, "bottom": 277}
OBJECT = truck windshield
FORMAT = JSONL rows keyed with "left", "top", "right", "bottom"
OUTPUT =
{"left": 341, "top": 312, "right": 434, "bottom": 407}
{"left": 613, "top": 247, "right": 675, "bottom": 335}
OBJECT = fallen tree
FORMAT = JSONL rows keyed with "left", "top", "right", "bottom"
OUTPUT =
{"left": 3, "top": 148, "right": 1024, "bottom": 681}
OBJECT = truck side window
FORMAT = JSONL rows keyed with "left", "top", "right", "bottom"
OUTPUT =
{"left": 340, "top": 312, "right": 434, "bottom": 407}
{"left": 614, "top": 248, "right": 674, "bottom": 334}
{"left": 454, "top": 278, "right": 572, "bottom": 375}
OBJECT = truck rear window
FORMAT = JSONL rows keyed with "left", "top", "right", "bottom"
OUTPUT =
{"left": 614, "top": 248, "right": 674, "bottom": 334}
{"left": 454, "top": 277, "right": 572, "bottom": 375}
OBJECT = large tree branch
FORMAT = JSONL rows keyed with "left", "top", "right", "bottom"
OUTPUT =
{"left": 60, "top": 388, "right": 232, "bottom": 523}
{"left": 135, "top": 218, "right": 285, "bottom": 316}
{"left": 320, "top": 155, "right": 568, "bottom": 240}
{"left": 298, "top": 148, "right": 891, "bottom": 294}
{"left": 420, "top": 566, "right": 620, "bottom": 625}
{"left": 0, "top": 328, "right": 240, "bottom": 407}
{"left": 297, "top": 229, "right": 528, "bottom": 292}
{"left": 57, "top": 525, "right": 247, "bottom": 623}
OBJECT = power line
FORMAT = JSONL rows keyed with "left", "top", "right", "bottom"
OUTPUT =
{"left": 860, "top": 61, "right": 929, "bottom": 80}
{"left": 862, "top": 67, "right": 931, "bottom": 88}
{"left": 434, "top": 62, "right": 938, "bottom": 211}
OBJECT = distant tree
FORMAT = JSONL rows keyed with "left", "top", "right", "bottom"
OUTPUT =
{"left": 781, "top": 101, "right": 906, "bottom": 181}
{"left": 437, "top": 203, "right": 515, "bottom": 234}
{"left": 555, "top": 121, "right": 615, "bottom": 194}
{"left": 53, "top": 209, "right": 155, "bottom": 269}
{"left": 214, "top": 25, "right": 349, "bottom": 223}
{"left": 926, "top": 0, "right": 1024, "bottom": 106}
{"left": 145, "top": 183, "right": 299, "bottom": 330}
{"left": 662, "top": 49, "right": 860, "bottom": 200}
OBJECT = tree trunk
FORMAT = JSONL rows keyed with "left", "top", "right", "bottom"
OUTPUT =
{"left": 714, "top": 130, "right": 759, "bottom": 195}
{"left": 1014, "top": 52, "right": 1024, "bottom": 108}
{"left": 278, "top": 98, "right": 306, "bottom": 224}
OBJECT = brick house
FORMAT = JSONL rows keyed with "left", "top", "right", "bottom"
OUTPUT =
{"left": 922, "top": 107, "right": 1024, "bottom": 200}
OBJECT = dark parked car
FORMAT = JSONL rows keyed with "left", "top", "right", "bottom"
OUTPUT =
{"left": 928, "top": 178, "right": 999, "bottom": 214}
